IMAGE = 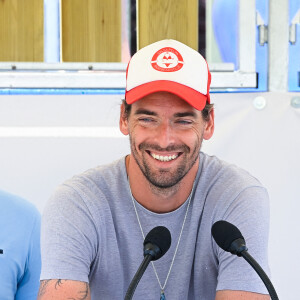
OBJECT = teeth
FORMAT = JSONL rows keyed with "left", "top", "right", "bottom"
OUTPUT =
{"left": 151, "top": 153, "right": 178, "bottom": 162}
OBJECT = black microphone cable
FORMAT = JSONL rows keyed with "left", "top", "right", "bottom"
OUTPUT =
{"left": 212, "top": 220, "right": 279, "bottom": 300}
{"left": 124, "top": 226, "right": 171, "bottom": 300}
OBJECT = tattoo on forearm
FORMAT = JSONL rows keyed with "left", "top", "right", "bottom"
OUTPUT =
{"left": 78, "top": 282, "right": 89, "bottom": 299}
{"left": 38, "top": 279, "right": 90, "bottom": 300}
{"left": 55, "top": 279, "right": 67, "bottom": 289}
{"left": 67, "top": 282, "right": 90, "bottom": 300}
{"left": 37, "top": 280, "right": 51, "bottom": 297}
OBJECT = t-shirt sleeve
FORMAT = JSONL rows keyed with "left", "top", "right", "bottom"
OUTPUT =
{"left": 40, "top": 183, "right": 99, "bottom": 283}
{"left": 214, "top": 185, "right": 270, "bottom": 294}
{"left": 15, "top": 207, "right": 41, "bottom": 300}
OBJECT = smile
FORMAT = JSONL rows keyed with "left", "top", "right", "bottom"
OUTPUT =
{"left": 150, "top": 152, "right": 179, "bottom": 162}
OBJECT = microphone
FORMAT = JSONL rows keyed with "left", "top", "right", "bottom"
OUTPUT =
{"left": 211, "top": 220, "right": 279, "bottom": 300}
{"left": 125, "top": 226, "right": 171, "bottom": 300}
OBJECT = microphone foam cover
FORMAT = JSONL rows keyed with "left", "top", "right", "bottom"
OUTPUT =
{"left": 211, "top": 220, "right": 244, "bottom": 252}
{"left": 144, "top": 226, "right": 171, "bottom": 257}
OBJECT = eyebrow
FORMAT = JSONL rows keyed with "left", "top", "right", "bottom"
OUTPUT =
{"left": 174, "top": 112, "right": 198, "bottom": 118}
{"left": 134, "top": 109, "right": 157, "bottom": 116}
{"left": 134, "top": 109, "right": 197, "bottom": 118}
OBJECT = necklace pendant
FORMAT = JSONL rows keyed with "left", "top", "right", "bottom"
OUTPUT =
{"left": 160, "top": 290, "right": 166, "bottom": 300}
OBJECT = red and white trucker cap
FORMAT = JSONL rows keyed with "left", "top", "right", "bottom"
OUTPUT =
{"left": 125, "top": 39, "right": 211, "bottom": 111}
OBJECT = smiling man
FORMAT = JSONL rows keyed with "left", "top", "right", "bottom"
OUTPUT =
{"left": 39, "top": 40, "right": 270, "bottom": 300}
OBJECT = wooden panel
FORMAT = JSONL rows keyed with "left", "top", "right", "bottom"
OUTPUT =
{"left": 137, "top": 0, "right": 198, "bottom": 51}
{"left": 0, "top": 0, "right": 44, "bottom": 62}
{"left": 61, "top": 0, "right": 121, "bottom": 62}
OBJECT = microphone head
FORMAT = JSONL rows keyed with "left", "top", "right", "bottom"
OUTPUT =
{"left": 143, "top": 226, "right": 171, "bottom": 260}
{"left": 211, "top": 220, "right": 246, "bottom": 254}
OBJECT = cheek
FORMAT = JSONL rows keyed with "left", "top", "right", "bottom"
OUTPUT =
{"left": 128, "top": 124, "right": 147, "bottom": 147}
{"left": 129, "top": 122, "right": 154, "bottom": 139}
{"left": 127, "top": 122, "right": 138, "bottom": 139}
{"left": 187, "top": 127, "right": 204, "bottom": 145}
{"left": 128, "top": 121, "right": 143, "bottom": 134}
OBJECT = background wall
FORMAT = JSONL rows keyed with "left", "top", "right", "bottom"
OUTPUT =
{"left": 0, "top": 0, "right": 298, "bottom": 298}
{"left": 0, "top": 91, "right": 299, "bottom": 299}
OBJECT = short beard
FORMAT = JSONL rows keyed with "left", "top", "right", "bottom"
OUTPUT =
{"left": 130, "top": 139, "right": 201, "bottom": 192}
{"left": 142, "top": 151, "right": 198, "bottom": 188}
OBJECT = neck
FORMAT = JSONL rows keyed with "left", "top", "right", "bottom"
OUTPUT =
{"left": 126, "top": 155, "right": 198, "bottom": 213}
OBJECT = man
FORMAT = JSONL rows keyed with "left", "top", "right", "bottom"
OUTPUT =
{"left": 38, "top": 39, "right": 270, "bottom": 299}
{"left": 0, "top": 189, "right": 41, "bottom": 299}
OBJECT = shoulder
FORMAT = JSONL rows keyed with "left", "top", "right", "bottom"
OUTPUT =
{"left": 0, "top": 190, "right": 40, "bottom": 259}
{"left": 0, "top": 189, "right": 40, "bottom": 223}
{"left": 199, "top": 152, "right": 265, "bottom": 191}
{"left": 0, "top": 192, "right": 40, "bottom": 300}
{"left": 64, "top": 156, "right": 126, "bottom": 193}
{"left": 196, "top": 156, "right": 270, "bottom": 290}
{"left": 43, "top": 157, "right": 128, "bottom": 221}
{"left": 197, "top": 153, "right": 269, "bottom": 217}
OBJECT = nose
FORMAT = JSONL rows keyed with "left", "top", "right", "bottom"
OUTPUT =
{"left": 154, "top": 121, "right": 175, "bottom": 149}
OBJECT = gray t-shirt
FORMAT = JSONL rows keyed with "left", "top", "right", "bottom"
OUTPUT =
{"left": 41, "top": 152, "right": 270, "bottom": 299}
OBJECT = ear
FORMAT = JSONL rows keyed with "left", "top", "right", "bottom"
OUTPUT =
{"left": 203, "top": 108, "right": 214, "bottom": 140}
{"left": 119, "top": 103, "right": 129, "bottom": 135}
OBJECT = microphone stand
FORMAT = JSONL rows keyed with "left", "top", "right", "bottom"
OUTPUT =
{"left": 241, "top": 251, "right": 279, "bottom": 300}
{"left": 124, "top": 255, "right": 152, "bottom": 300}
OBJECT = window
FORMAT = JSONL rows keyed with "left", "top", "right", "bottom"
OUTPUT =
{"left": 288, "top": 0, "right": 300, "bottom": 91}
{"left": 0, "top": 0, "right": 269, "bottom": 92}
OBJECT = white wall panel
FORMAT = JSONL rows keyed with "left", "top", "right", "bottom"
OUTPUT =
{"left": 0, "top": 92, "right": 299, "bottom": 299}
{"left": 203, "top": 92, "right": 300, "bottom": 300}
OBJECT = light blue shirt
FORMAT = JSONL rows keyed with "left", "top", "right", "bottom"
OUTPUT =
{"left": 0, "top": 190, "right": 41, "bottom": 300}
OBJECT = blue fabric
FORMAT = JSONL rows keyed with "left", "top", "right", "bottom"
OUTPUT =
{"left": 0, "top": 190, "right": 41, "bottom": 300}
{"left": 212, "top": 0, "right": 238, "bottom": 67}
{"left": 212, "top": 0, "right": 269, "bottom": 91}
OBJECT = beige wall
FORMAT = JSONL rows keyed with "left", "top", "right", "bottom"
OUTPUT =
{"left": 0, "top": 0, "right": 44, "bottom": 61}
{"left": 61, "top": 0, "right": 121, "bottom": 62}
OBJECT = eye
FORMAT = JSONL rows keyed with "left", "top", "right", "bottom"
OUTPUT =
{"left": 176, "top": 119, "right": 193, "bottom": 125}
{"left": 138, "top": 117, "right": 155, "bottom": 123}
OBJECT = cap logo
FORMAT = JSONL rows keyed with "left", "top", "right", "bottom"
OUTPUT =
{"left": 151, "top": 47, "right": 184, "bottom": 72}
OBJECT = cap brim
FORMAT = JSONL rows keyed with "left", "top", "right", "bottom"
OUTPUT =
{"left": 126, "top": 80, "right": 208, "bottom": 111}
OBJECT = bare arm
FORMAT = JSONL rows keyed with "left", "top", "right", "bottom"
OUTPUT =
{"left": 37, "top": 279, "right": 91, "bottom": 300}
{"left": 216, "top": 290, "right": 270, "bottom": 300}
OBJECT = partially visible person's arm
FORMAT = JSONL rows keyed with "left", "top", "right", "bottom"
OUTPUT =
{"left": 15, "top": 208, "right": 41, "bottom": 300}
{"left": 213, "top": 186, "right": 271, "bottom": 298}
{"left": 216, "top": 290, "right": 270, "bottom": 300}
{"left": 40, "top": 185, "right": 98, "bottom": 299}
{"left": 37, "top": 279, "right": 91, "bottom": 300}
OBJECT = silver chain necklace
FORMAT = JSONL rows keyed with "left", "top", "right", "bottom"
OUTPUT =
{"left": 129, "top": 182, "right": 194, "bottom": 300}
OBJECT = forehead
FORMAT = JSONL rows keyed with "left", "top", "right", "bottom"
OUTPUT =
{"left": 131, "top": 91, "right": 199, "bottom": 114}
